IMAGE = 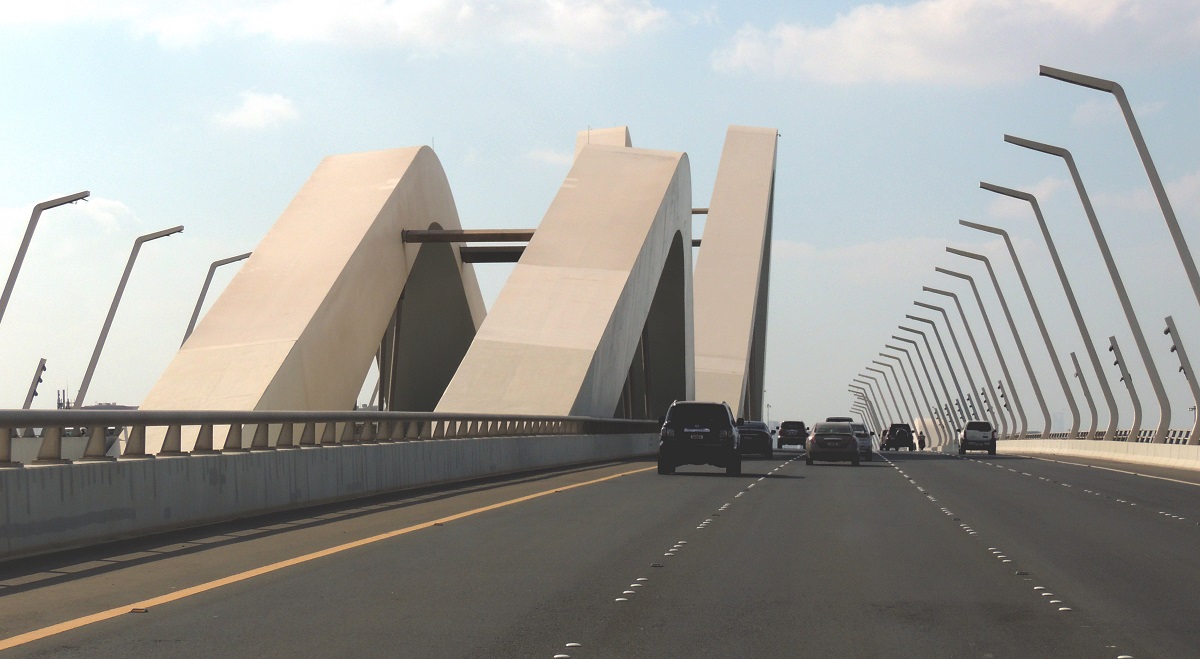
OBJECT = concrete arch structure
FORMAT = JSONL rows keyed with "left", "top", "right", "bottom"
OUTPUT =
{"left": 693, "top": 126, "right": 778, "bottom": 419}
{"left": 436, "top": 141, "right": 694, "bottom": 418}
{"left": 141, "top": 147, "right": 485, "bottom": 449}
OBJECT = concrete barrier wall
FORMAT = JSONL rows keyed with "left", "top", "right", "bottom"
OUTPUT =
{"left": 996, "top": 439, "right": 1200, "bottom": 471}
{"left": 0, "top": 433, "right": 658, "bottom": 561}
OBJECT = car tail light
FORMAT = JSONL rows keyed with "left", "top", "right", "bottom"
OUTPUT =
{"left": 719, "top": 429, "right": 733, "bottom": 438}
{"left": 663, "top": 428, "right": 675, "bottom": 437}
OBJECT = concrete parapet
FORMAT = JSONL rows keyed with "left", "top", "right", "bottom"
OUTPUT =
{"left": 996, "top": 439, "right": 1200, "bottom": 471}
{"left": 0, "top": 433, "right": 657, "bottom": 561}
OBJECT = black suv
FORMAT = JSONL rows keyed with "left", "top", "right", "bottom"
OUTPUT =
{"left": 658, "top": 401, "right": 742, "bottom": 475}
{"left": 777, "top": 420, "right": 808, "bottom": 449}
{"left": 882, "top": 423, "right": 916, "bottom": 451}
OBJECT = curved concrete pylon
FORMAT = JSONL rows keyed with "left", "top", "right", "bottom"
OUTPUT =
{"left": 142, "top": 147, "right": 485, "bottom": 449}
{"left": 694, "top": 126, "right": 779, "bottom": 419}
{"left": 436, "top": 143, "right": 694, "bottom": 417}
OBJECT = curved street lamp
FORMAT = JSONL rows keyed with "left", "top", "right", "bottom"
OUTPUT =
{"left": 947, "top": 247, "right": 1051, "bottom": 438}
{"left": 980, "top": 178, "right": 1117, "bottom": 440}
{"left": 959, "top": 219, "right": 1080, "bottom": 437}
{"left": 899, "top": 325, "right": 960, "bottom": 433}
{"left": 75, "top": 225, "right": 184, "bottom": 408}
{"left": 921, "top": 287, "right": 1005, "bottom": 436}
{"left": 854, "top": 379, "right": 891, "bottom": 427}
{"left": 182, "top": 252, "right": 252, "bottom": 345}
{"left": 890, "top": 337, "right": 949, "bottom": 445}
{"left": 915, "top": 301, "right": 986, "bottom": 421}
{"left": 1004, "top": 134, "right": 1170, "bottom": 442}
{"left": 1109, "top": 336, "right": 1143, "bottom": 441}
{"left": 1041, "top": 65, "right": 1200, "bottom": 315}
{"left": 1070, "top": 352, "right": 1098, "bottom": 440}
{"left": 1164, "top": 317, "right": 1200, "bottom": 444}
{"left": 907, "top": 314, "right": 968, "bottom": 425}
{"left": 881, "top": 351, "right": 932, "bottom": 446}
{"left": 934, "top": 267, "right": 1024, "bottom": 436}
{"left": 874, "top": 359, "right": 915, "bottom": 427}
{"left": 866, "top": 366, "right": 904, "bottom": 427}
{"left": 0, "top": 191, "right": 90, "bottom": 328}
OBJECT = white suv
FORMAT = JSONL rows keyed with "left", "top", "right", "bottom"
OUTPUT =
{"left": 958, "top": 420, "right": 996, "bottom": 455}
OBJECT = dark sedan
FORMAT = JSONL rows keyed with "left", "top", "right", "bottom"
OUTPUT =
{"left": 737, "top": 420, "right": 774, "bottom": 458}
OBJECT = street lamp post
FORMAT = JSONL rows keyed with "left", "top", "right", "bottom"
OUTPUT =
{"left": 959, "top": 219, "right": 1081, "bottom": 437}
{"left": 935, "top": 267, "right": 1024, "bottom": 436}
{"left": 875, "top": 358, "right": 916, "bottom": 427}
{"left": 891, "top": 338, "right": 949, "bottom": 446}
{"left": 74, "top": 226, "right": 184, "bottom": 409}
{"left": 0, "top": 191, "right": 90, "bottom": 329}
{"left": 182, "top": 252, "right": 252, "bottom": 345}
{"left": 908, "top": 314, "right": 968, "bottom": 425}
{"left": 1040, "top": 65, "right": 1200, "bottom": 315}
{"left": 1004, "top": 135, "right": 1170, "bottom": 443}
{"left": 915, "top": 301, "right": 986, "bottom": 422}
{"left": 866, "top": 366, "right": 905, "bottom": 427}
{"left": 1108, "top": 336, "right": 1143, "bottom": 441}
{"left": 947, "top": 247, "right": 1051, "bottom": 438}
{"left": 850, "top": 385, "right": 884, "bottom": 432}
{"left": 899, "top": 325, "right": 961, "bottom": 433}
{"left": 1068, "top": 352, "right": 1098, "bottom": 439}
{"left": 922, "top": 287, "right": 1005, "bottom": 436}
{"left": 854, "top": 378, "right": 891, "bottom": 427}
{"left": 881, "top": 351, "right": 928, "bottom": 444}
{"left": 980, "top": 179, "right": 1117, "bottom": 440}
{"left": 1164, "top": 316, "right": 1200, "bottom": 445}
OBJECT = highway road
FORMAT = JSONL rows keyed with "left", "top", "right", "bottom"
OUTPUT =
{"left": 2, "top": 447, "right": 1199, "bottom": 658}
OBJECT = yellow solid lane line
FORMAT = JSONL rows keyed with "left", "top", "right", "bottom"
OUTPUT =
{"left": 0, "top": 465, "right": 654, "bottom": 651}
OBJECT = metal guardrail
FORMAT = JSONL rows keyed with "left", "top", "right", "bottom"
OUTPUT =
{"left": 0, "top": 409, "right": 659, "bottom": 467}
{"left": 1012, "top": 428, "right": 1195, "bottom": 444}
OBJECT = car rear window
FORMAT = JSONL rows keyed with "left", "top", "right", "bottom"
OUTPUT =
{"left": 813, "top": 422, "right": 852, "bottom": 434}
{"left": 780, "top": 421, "right": 805, "bottom": 430}
{"left": 666, "top": 403, "right": 730, "bottom": 426}
{"left": 965, "top": 421, "right": 993, "bottom": 431}
{"left": 851, "top": 424, "right": 868, "bottom": 434}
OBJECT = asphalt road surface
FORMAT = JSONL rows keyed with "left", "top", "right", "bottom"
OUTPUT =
{"left": 3, "top": 447, "right": 1199, "bottom": 658}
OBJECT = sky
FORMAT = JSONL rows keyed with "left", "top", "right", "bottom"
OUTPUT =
{"left": 1, "top": 0, "right": 1199, "bottom": 434}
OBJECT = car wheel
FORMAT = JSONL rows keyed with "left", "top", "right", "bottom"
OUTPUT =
{"left": 988, "top": 445, "right": 997, "bottom": 455}
{"left": 958, "top": 448, "right": 965, "bottom": 455}
{"left": 657, "top": 459, "right": 674, "bottom": 475}
{"left": 865, "top": 452, "right": 873, "bottom": 462}
{"left": 852, "top": 456, "right": 860, "bottom": 466}
{"left": 805, "top": 455, "right": 813, "bottom": 465}
{"left": 766, "top": 449, "right": 774, "bottom": 459}
{"left": 727, "top": 457, "right": 742, "bottom": 476}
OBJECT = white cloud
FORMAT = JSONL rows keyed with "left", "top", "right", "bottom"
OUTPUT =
{"left": 525, "top": 148, "right": 574, "bottom": 166}
{"left": 2, "top": 1, "right": 668, "bottom": 51}
{"left": 213, "top": 92, "right": 298, "bottom": 129}
{"left": 712, "top": 0, "right": 1200, "bottom": 85}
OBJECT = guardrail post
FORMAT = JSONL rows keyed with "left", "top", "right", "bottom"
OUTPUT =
{"left": 78, "top": 425, "right": 116, "bottom": 461}
{"left": 122, "top": 425, "right": 152, "bottom": 459}
{"left": 34, "top": 426, "right": 69, "bottom": 464}
{"left": 223, "top": 424, "right": 247, "bottom": 452}
{"left": 340, "top": 422, "right": 358, "bottom": 444}
{"left": 358, "top": 421, "right": 377, "bottom": 443}
{"left": 321, "top": 422, "right": 338, "bottom": 445}
{"left": 277, "top": 422, "right": 297, "bottom": 449}
{"left": 191, "top": 424, "right": 218, "bottom": 454}
{"left": 299, "top": 422, "right": 316, "bottom": 446}
{"left": 1, "top": 427, "right": 21, "bottom": 468}
{"left": 160, "top": 424, "right": 185, "bottom": 456}
{"left": 250, "top": 422, "right": 272, "bottom": 450}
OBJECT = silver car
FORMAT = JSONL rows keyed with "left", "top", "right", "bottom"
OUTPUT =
{"left": 850, "top": 422, "right": 874, "bottom": 461}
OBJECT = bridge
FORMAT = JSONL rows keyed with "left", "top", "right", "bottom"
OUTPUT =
{"left": 3, "top": 65, "right": 1200, "bottom": 656}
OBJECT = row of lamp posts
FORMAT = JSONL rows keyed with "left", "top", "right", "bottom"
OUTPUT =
{"left": 1, "top": 194, "right": 251, "bottom": 408}
{"left": 848, "top": 65, "right": 1200, "bottom": 446}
